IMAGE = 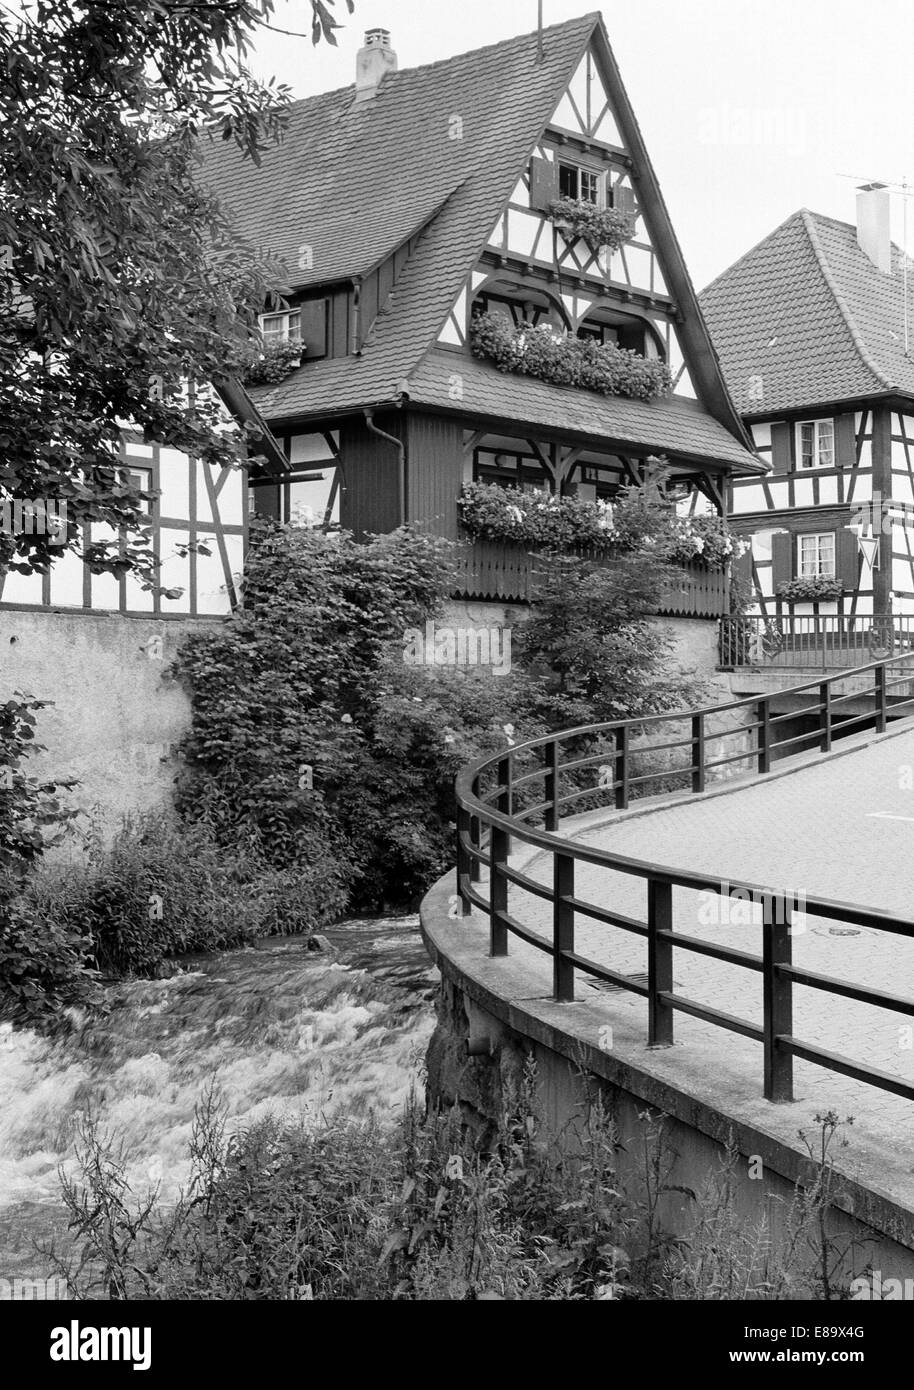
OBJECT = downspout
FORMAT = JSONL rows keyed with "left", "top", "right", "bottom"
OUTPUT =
{"left": 364, "top": 408, "right": 406, "bottom": 526}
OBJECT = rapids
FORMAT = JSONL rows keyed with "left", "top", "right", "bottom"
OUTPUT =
{"left": 0, "top": 915, "right": 437, "bottom": 1281}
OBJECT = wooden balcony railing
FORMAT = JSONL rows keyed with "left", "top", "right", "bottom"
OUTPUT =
{"left": 451, "top": 538, "right": 730, "bottom": 617}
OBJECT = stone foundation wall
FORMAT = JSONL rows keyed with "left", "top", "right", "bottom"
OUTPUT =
{"left": 0, "top": 608, "right": 220, "bottom": 847}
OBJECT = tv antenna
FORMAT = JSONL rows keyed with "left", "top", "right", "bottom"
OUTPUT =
{"left": 838, "top": 172, "right": 913, "bottom": 357}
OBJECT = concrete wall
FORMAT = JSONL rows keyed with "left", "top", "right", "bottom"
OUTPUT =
{"left": 0, "top": 608, "right": 221, "bottom": 846}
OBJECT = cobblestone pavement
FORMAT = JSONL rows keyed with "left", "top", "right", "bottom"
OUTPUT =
{"left": 513, "top": 727, "right": 914, "bottom": 1151}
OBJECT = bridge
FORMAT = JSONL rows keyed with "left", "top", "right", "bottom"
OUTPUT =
{"left": 422, "top": 651, "right": 914, "bottom": 1274}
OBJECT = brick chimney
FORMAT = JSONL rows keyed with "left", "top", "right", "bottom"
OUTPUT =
{"left": 856, "top": 183, "right": 892, "bottom": 275}
{"left": 355, "top": 28, "right": 397, "bottom": 103}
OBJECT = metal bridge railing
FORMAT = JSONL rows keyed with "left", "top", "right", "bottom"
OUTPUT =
{"left": 455, "top": 650, "right": 914, "bottom": 1106}
{"left": 719, "top": 612, "right": 914, "bottom": 671}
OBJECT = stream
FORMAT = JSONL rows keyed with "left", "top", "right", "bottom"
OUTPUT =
{"left": 0, "top": 915, "right": 438, "bottom": 1283}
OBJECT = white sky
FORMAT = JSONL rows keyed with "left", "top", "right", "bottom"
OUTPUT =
{"left": 251, "top": 0, "right": 914, "bottom": 290}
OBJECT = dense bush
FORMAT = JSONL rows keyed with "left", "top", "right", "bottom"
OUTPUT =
{"left": 173, "top": 522, "right": 702, "bottom": 915}
{"left": 470, "top": 311, "right": 672, "bottom": 401}
{"left": 173, "top": 522, "right": 546, "bottom": 912}
{"left": 0, "top": 811, "right": 346, "bottom": 1023}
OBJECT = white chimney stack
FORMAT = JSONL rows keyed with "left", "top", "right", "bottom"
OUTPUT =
{"left": 856, "top": 183, "right": 892, "bottom": 275}
{"left": 355, "top": 28, "right": 397, "bottom": 103}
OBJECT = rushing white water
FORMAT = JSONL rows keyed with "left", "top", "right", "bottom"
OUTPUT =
{"left": 0, "top": 916, "right": 437, "bottom": 1275}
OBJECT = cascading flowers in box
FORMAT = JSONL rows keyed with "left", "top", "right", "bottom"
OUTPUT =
{"left": 457, "top": 481, "right": 739, "bottom": 569}
{"left": 469, "top": 312, "right": 671, "bottom": 402}
{"left": 548, "top": 196, "right": 635, "bottom": 254}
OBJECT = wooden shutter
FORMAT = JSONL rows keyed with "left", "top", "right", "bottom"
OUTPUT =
{"left": 836, "top": 528, "right": 859, "bottom": 589}
{"left": 770, "top": 422, "right": 792, "bottom": 474}
{"left": 614, "top": 184, "right": 636, "bottom": 222}
{"left": 300, "top": 299, "right": 328, "bottom": 360}
{"left": 834, "top": 413, "right": 856, "bottom": 469}
{"left": 771, "top": 531, "right": 792, "bottom": 586}
{"left": 529, "top": 156, "right": 558, "bottom": 212}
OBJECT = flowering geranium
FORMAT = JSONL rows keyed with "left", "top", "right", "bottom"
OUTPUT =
{"left": 469, "top": 312, "right": 671, "bottom": 402}
{"left": 457, "top": 481, "right": 736, "bottom": 570}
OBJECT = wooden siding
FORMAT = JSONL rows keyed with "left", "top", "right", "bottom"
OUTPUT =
{"left": 406, "top": 412, "right": 463, "bottom": 540}
{"left": 339, "top": 415, "right": 403, "bottom": 539}
{"left": 452, "top": 538, "right": 729, "bottom": 615}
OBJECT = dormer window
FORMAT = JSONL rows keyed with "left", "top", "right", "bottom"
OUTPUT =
{"left": 797, "top": 419, "right": 834, "bottom": 469}
{"left": 558, "top": 161, "right": 604, "bottom": 207}
{"left": 259, "top": 311, "right": 302, "bottom": 344}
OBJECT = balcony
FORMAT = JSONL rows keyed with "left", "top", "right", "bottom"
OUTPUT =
{"left": 451, "top": 538, "right": 730, "bottom": 617}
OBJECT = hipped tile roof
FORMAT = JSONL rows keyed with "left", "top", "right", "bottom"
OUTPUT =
{"left": 701, "top": 209, "right": 914, "bottom": 416}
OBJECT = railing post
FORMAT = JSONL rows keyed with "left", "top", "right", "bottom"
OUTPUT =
{"left": 456, "top": 805, "right": 471, "bottom": 915}
{"left": 615, "top": 724, "right": 629, "bottom": 810}
{"left": 544, "top": 738, "right": 560, "bottom": 833}
{"left": 489, "top": 756, "right": 509, "bottom": 957}
{"left": 553, "top": 851, "right": 575, "bottom": 1002}
{"left": 691, "top": 712, "right": 705, "bottom": 793}
{"left": 762, "top": 893, "right": 793, "bottom": 1102}
{"left": 875, "top": 662, "right": 888, "bottom": 733}
{"left": 647, "top": 878, "right": 674, "bottom": 1047}
{"left": 757, "top": 698, "right": 771, "bottom": 775}
{"left": 469, "top": 773, "right": 481, "bottom": 884}
{"left": 819, "top": 681, "right": 832, "bottom": 753}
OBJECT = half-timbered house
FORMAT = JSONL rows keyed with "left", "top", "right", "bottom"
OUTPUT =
{"left": 199, "top": 13, "right": 763, "bottom": 612}
{"left": 701, "top": 187, "right": 914, "bottom": 644}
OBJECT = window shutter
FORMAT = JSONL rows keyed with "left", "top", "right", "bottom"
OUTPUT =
{"left": 834, "top": 413, "right": 856, "bottom": 469}
{"left": 299, "top": 299, "right": 328, "bottom": 360}
{"left": 836, "top": 528, "right": 859, "bottom": 588}
{"left": 770, "top": 422, "right": 792, "bottom": 474}
{"left": 614, "top": 184, "right": 636, "bottom": 223}
{"left": 771, "top": 531, "right": 792, "bottom": 587}
{"left": 529, "top": 156, "right": 558, "bottom": 212}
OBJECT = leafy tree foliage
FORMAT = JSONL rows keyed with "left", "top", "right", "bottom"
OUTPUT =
{"left": 0, "top": 0, "right": 352, "bottom": 585}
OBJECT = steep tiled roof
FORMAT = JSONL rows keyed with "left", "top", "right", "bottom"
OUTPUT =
{"left": 701, "top": 209, "right": 914, "bottom": 416}
{"left": 407, "top": 351, "right": 765, "bottom": 472}
{"left": 204, "top": 13, "right": 758, "bottom": 471}
{"left": 202, "top": 14, "right": 598, "bottom": 354}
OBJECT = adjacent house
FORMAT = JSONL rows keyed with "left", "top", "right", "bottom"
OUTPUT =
{"left": 200, "top": 13, "right": 764, "bottom": 611}
{"left": 701, "top": 186, "right": 914, "bottom": 649}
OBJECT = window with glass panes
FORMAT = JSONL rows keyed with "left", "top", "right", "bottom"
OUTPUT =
{"left": 798, "top": 532, "right": 836, "bottom": 577}
{"left": 797, "top": 419, "right": 834, "bottom": 469}
{"left": 557, "top": 162, "right": 602, "bottom": 205}
{"left": 259, "top": 311, "right": 302, "bottom": 344}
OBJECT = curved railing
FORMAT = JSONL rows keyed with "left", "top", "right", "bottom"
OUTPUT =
{"left": 455, "top": 651, "right": 914, "bottom": 1105}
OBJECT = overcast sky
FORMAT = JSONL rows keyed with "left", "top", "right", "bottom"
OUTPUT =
{"left": 250, "top": 0, "right": 914, "bottom": 291}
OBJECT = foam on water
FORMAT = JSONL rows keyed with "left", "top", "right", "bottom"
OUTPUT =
{"left": 0, "top": 917, "right": 437, "bottom": 1212}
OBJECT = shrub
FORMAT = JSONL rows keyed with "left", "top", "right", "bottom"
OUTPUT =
{"left": 51, "top": 1074, "right": 857, "bottom": 1302}
{"left": 173, "top": 523, "right": 544, "bottom": 912}
{"left": 469, "top": 312, "right": 672, "bottom": 402}
{"left": 6, "top": 814, "right": 346, "bottom": 1001}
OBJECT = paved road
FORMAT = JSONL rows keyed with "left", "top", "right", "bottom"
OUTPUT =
{"left": 515, "top": 726, "right": 914, "bottom": 1155}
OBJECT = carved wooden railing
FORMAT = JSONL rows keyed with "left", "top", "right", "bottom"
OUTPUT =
{"left": 451, "top": 538, "right": 729, "bottom": 617}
